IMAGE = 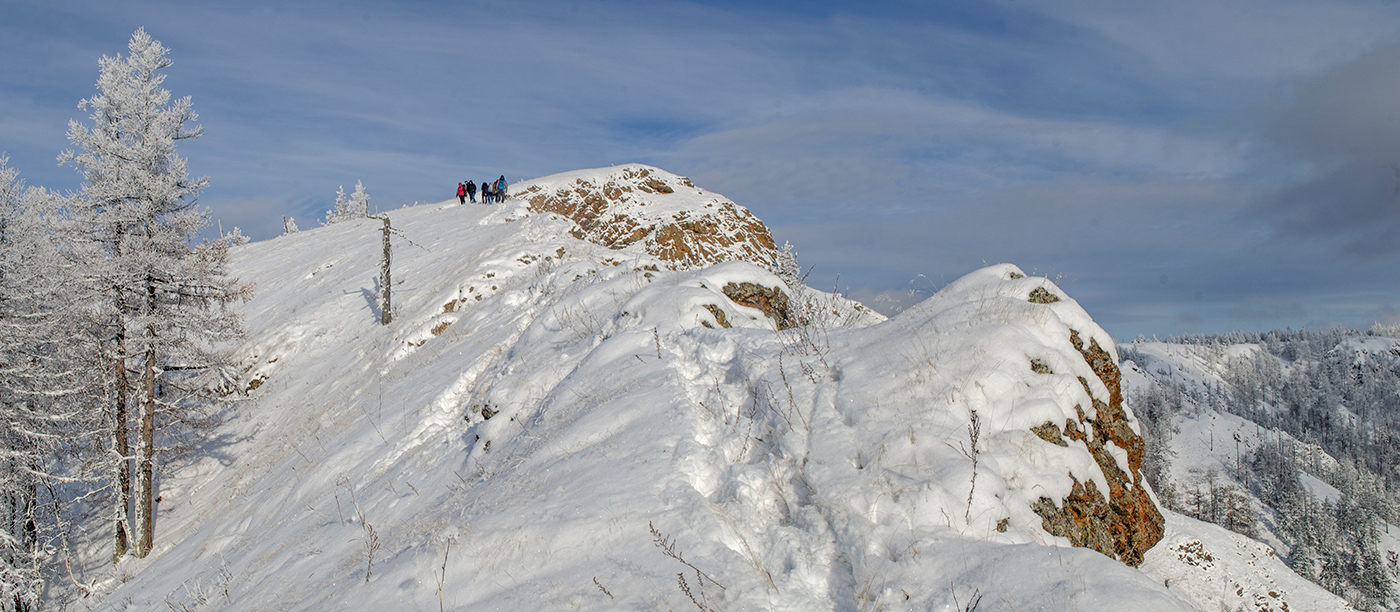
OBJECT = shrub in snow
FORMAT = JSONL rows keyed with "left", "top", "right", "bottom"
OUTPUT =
{"left": 223, "top": 226, "right": 250, "bottom": 246}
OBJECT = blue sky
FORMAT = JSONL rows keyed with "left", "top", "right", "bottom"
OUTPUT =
{"left": 4, "top": 0, "right": 1400, "bottom": 339}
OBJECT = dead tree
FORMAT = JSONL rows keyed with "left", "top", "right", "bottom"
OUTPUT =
{"left": 367, "top": 215, "right": 427, "bottom": 326}
{"left": 370, "top": 215, "right": 392, "bottom": 325}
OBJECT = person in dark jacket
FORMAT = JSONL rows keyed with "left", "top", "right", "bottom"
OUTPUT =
{"left": 481, "top": 180, "right": 493, "bottom": 204}
{"left": 456, "top": 182, "right": 466, "bottom": 205}
{"left": 466, "top": 180, "right": 477, "bottom": 203}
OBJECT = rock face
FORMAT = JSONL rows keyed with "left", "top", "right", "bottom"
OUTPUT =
{"left": 721, "top": 282, "right": 794, "bottom": 330}
{"left": 512, "top": 165, "right": 777, "bottom": 269}
{"left": 1031, "top": 329, "right": 1165, "bottom": 566}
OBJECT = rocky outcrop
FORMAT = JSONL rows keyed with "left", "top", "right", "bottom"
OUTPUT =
{"left": 1031, "top": 329, "right": 1165, "bottom": 566}
{"left": 513, "top": 165, "right": 777, "bottom": 270}
{"left": 721, "top": 282, "right": 794, "bottom": 330}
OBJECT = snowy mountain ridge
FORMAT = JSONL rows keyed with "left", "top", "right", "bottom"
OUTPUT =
{"left": 65, "top": 166, "right": 1344, "bottom": 611}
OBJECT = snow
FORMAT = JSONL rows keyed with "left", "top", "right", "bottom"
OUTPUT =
{"left": 63, "top": 170, "right": 1319, "bottom": 611}
{"left": 1298, "top": 471, "right": 1343, "bottom": 504}
{"left": 1340, "top": 336, "right": 1400, "bottom": 359}
{"left": 1142, "top": 512, "right": 1352, "bottom": 612}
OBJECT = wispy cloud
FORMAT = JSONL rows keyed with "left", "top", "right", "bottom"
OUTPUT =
{"left": 5, "top": 0, "right": 1400, "bottom": 338}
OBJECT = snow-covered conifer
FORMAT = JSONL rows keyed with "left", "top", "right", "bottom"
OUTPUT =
{"left": 325, "top": 182, "right": 370, "bottom": 224}
{"left": 349, "top": 180, "right": 370, "bottom": 218}
{"left": 223, "top": 226, "right": 250, "bottom": 246}
{"left": 771, "top": 241, "right": 801, "bottom": 288}
{"left": 283, "top": 216, "right": 298, "bottom": 235}
{"left": 0, "top": 158, "right": 47, "bottom": 612}
{"left": 0, "top": 158, "right": 99, "bottom": 611}
{"left": 1355, "top": 523, "right": 1394, "bottom": 609}
{"left": 326, "top": 185, "right": 351, "bottom": 225}
{"left": 59, "top": 28, "right": 248, "bottom": 560}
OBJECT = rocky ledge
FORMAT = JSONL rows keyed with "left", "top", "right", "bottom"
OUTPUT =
{"left": 1030, "top": 329, "right": 1165, "bottom": 566}
{"left": 512, "top": 165, "right": 777, "bottom": 270}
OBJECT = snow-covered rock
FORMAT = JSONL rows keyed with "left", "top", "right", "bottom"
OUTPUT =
{"left": 510, "top": 164, "right": 777, "bottom": 269}
{"left": 1029, "top": 326, "right": 1165, "bottom": 566}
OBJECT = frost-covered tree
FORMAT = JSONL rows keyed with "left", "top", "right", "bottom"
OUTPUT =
{"left": 325, "top": 182, "right": 370, "bottom": 224}
{"left": 223, "top": 226, "right": 250, "bottom": 246}
{"left": 325, "top": 185, "right": 351, "bottom": 225}
{"left": 283, "top": 216, "right": 298, "bottom": 235}
{"left": 771, "top": 241, "right": 801, "bottom": 288}
{"left": 0, "top": 158, "right": 98, "bottom": 611}
{"left": 59, "top": 29, "right": 247, "bottom": 560}
{"left": 1129, "top": 384, "right": 1181, "bottom": 508}
{"left": 349, "top": 180, "right": 370, "bottom": 218}
{"left": 0, "top": 159, "right": 48, "bottom": 612}
{"left": 1354, "top": 523, "right": 1394, "bottom": 610}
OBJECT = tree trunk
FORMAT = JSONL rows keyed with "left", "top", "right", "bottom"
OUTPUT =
{"left": 21, "top": 479, "right": 36, "bottom": 589}
{"left": 111, "top": 232, "right": 133, "bottom": 564}
{"left": 134, "top": 274, "right": 157, "bottom": 558}
{"left": 113, "top": 331, "right": 131, "bottom": 564}
{"left": 379, "top": 216, "right": 392, "bottom": 325}
{"left": 134, "top": 343, "right": 156, "bottom": 558}
{"left": 7, "top": 477, "right": 37, "bottom": 612}
{"left": 3, "top": 461, "right": 17, "bottom": 580}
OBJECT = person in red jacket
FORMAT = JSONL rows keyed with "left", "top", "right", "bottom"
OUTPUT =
{"left": 456, "top": 182, "right": 467, "bottom": 205}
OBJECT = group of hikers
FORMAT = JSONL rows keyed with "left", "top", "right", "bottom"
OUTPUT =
{"left": 458, "top": 176, "right": 508, "bottom": 204}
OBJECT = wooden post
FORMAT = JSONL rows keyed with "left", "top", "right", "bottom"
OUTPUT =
{"left": 374, "top": 215, "right": 392, "bottom": 325}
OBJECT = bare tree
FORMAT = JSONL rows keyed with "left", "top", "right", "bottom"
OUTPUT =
{"left": 371, "top": 215, "right": 392, "bottom": 325}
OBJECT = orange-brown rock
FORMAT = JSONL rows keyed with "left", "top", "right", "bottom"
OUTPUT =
{"left": 517, "top": 165, "right": 777, "bottom": 270}
{"left": 721, "top": 282, "right": 794, "bottom": 330}
{"left": 1031, "top": 329, "right": 1165, "bottom": 566}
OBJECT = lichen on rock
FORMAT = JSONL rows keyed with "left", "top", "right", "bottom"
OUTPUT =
{"left": 1031, "top": 329, "right": 1165, "bottom": 566}
{"left": 701, "top": 304, "right": 731, "bottom": 329}
{"left": 721, "top": 282, "right": 794, "bottom": 330}
{"left": 515, "top": 165, "right": 777, "bottom": 270}
{"left": 1031, "top": 421, "right": 1068, "bottom": 447}
{"left": 1028, "top": 287, "right": 1061, "bottom": 304}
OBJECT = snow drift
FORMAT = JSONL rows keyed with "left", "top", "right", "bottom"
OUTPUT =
{"left": 75, "top": 165, "right": 1308, "bottom": 611}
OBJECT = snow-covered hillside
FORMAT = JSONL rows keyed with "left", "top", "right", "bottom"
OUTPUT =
{"left": 64, "top": 167, "right": 1339, "bottom": 611}
{"left": 1121, "top": 339, "right": 1387, "bottom": 610}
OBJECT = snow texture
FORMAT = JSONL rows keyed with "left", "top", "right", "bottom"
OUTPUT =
{"left": 1142, "top": 511, "right": 1352, "bottom": 611}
